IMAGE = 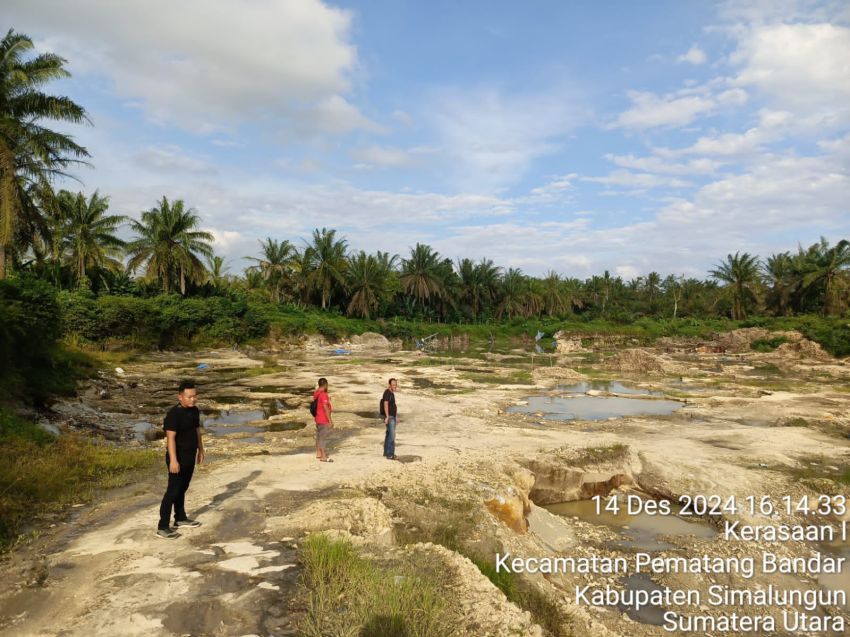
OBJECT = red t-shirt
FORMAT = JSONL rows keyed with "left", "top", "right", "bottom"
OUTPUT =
{"left": 314, "top": 389, "right": 331, "bottom": 425}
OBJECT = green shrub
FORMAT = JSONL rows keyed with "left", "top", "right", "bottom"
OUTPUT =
{"left": 751, "top": 336, "right": 788, "bottom": 352}
{"left": 468, "top": 553, "right": 572, "bottom": 637}
{"left": 0, "top": 409, "right": 157, "bottom": 549}
{"left": 0, "top": 278, "right": 86, "bottom": 404}
{"left": 298, "top": 534, "right": 454, "bottom": 637}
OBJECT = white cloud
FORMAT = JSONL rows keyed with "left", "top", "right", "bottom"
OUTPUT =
{"left": 583, "top": 171, "right": 692, "bottom": 189}
{"left": 207, "top": 228, "right": 246, "bottom": 252}
{"left": 677, "top": 44, "right": 707, "bottom": 65}
{"left": 606, "top": 154, "right": 722, "bottom": 175}
{"left": 716, "top": 88, "right": 749, "bottom": 106}
{"left": 731, "top": 23, "right": 850, "bottom": 122}
{"left": 657, "top": 109, "right": 792, "bottom": 157}
{"left": 391, "top": 110, "right": 415, "bottom": 128}
{"left": 428, "top": 85, "right": 585, "bottom": 192}
{"left": 8, "top": 0, "right": 375, "bottom": 136}
{"left": 350, "top": 145, "right": 415, "bottom": 168}
{"left": 656, "top": 153, "right": 849, "bottom": 228}
{"left": 134, "top": 145, "right": 217, "bottom": 175}
{"left": 309, "top": 95, "right": 384, "bottom": 135}
{"left": 612, "top": 90, "right": 716, "bottom": 129}
{"left": 616, "top": 264, "right": 639, "bottom": 279}
{"left": 524, "top": 173, "right": 577, "bottom": 203}
{"left": 433, "top": 221, "right": 593, "bottom": 275}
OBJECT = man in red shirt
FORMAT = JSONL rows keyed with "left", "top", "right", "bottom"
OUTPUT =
{"left": 313, "top": 377, "right": 334, "bottom": 462}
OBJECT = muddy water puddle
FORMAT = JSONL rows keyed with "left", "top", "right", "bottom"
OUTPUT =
{"left": 557, "top": 381, "right": 662, "bottom": 396}
{"left": 545, "top": 499, "right": 716, "bottom": 551}
{"left": 509, "top": 395, "right": 684, "bottom": 421}
{"left": 818, "top": 543, "right": 850, "bottom": 608}
{"left": 509, "top": 379, "right": 683, "bottom": 422}
{"left": 203, "top": 410, "right": 265, "bottom": 436}
{"left": 263, "top": 421, "right": 307, "bottom": 432}
{"left": 617, "top": 573, "right": 668, "bottom": 625}
{"left": 547, "top": 499, "right": 717, "bottom": 625}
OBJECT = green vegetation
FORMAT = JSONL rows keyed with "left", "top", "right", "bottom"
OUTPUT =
{"left": 751, "top": 336, "right": 788, "bottom": 352}
{"left": 569, "top": 444, "right": 630, "bottom": 466}
{"left": 0, "top": 409, "right": 157, "bottom": 549}
{"left": 0, "top": 29, "right": 90, "bottom": 281}
{"left": 0, "top": 277, "right": 96, "bottom": 404}
{"left": 469, "top": 553, "right": 573, "bottom": 637}
{"left": 777, "top": 456, "right": 850, "bottom": 495}
{"left": 297, "top": 533, "right": 454, "bottom": 637}
{"left": 459, "top": 370, "right": 534, "bottom": 385}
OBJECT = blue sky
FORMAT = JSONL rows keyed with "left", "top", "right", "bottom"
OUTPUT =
{"left": 6, "top": 0, "right": 850, "bottom": 279}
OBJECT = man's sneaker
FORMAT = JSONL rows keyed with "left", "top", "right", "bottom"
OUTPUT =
{"left": 155, "top": 528, "right": 180, "bottom": 540}
{"left": 174, "top": 518, "right": 201, "bottom": 528}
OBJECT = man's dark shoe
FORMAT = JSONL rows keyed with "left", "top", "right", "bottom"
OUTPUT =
{"left": 155, "top": 528, "right": 180, "bottom": 539}
{"left": 174, "top": 518, "right": 201, "bottom": 528}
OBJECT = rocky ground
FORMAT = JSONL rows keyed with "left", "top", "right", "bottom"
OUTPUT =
{"left": 1, "top": 330, "right": 849, "bottom": 636}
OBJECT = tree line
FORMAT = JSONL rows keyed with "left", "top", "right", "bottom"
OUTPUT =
{"left": 2, "top": 28, "right": 848, "bottom": 325}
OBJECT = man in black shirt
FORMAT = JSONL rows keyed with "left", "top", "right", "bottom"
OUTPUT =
{"left": 156, "top": 380, "right": 205, "bottom": 539}
{"left": 382, "top": 378, "right": 398, "bottom": 460}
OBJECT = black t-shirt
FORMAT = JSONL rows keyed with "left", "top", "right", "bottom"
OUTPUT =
{"left": 382, "top": 389, "right": 397, "bottom": 417}
{"left": 164, "top": 404, "right": 200, "bottom": 453}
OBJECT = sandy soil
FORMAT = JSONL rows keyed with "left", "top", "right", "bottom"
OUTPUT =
{"left": 1, "top": 338, "right": 850, "bottom": 636}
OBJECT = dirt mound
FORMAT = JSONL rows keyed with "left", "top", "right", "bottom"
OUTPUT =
{"left": 531, "top": 366, "right": 586, "bottom": 384}
{"left": 552, "top": 331, "right": 585, "bottom": 353}
{"left": 714, "top": 328, "right": 770, "bottom": 352}
{"left": 608, "top": 348, "right": 670, "bottom": 373}
{"left": 710, "top": 328, "right": 806, "bottom": 353}
{"left": 408, "top": 543, "right": 545, "bottom": 636}
{"left": 349, "top": 332, "right": 391, "bottom": 350}
{"left": 266, "top": 497, "right": 393, "bottom": 543}
{"left": 774, "top": 339, "right": 831, "bottom": 361}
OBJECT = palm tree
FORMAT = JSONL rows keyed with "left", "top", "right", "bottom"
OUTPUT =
{"left": 246, "top": 238, "right": 299, "bottom": 303}
{"left": 400, "top": 243, "right": 446, "bottom": 308}
{"left": 346, "top": 250, "right": 398, "bottom": 318}
{"left": 763, "top": 252, "right": 798, "bottom": 316}
{"left": 541, "top": 270, "right": 570, "bottom": 316}
{"left": 457, "top": 258, "right": 501, "bottom": 320}
{"left": 644, "top": 271, "right": 661, "bottom": 308}
{"left": 304, "top": 227, "right": 348, "bottom": 310}
{"left": 587, "top": 270, "right": 615, "bottom": 316}
{"left": 798, "top": 237, "right": 850, "bottom": 316}
{"left": 206, "top": 255, "right": 230, "bottom": 292}
{"left": 126, "top": 197, "right": 214, "bottom": 295}
{"left": 709, "top": 252, "right": 762, "bottom": 319}
{"left": 497, "top": 268, "right": 528, "bottom": 319}
{"left": 0, "top": 29, "right": 90, "bottom": 278}
{"left": 59, "top": 190, "right": 126, "bottom": 287}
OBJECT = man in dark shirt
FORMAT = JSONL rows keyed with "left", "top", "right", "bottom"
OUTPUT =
{"left": 156, "top": 380, "right": 205, "bottom": 539}
{"left": 382, "top": 378, "right": 398, "bottom": 460}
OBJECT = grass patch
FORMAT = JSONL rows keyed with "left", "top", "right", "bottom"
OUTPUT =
{"left": 459, "top": 370, "right": 534, "bottom": 385}
{"left": 205, "top": 365, "right": 285, "bottom": 383}
{"left": 750, "top": 363, "right": 784, "bottom": 376}
{"left": 0, "top": 409, "right": 158, "bottom": 550}
{"left": 570, "top": 444, "right": 630, "bottom": 467}
{"left": 751, "top": 337, "right": 788, "bottom": 352}
{"left": 467, "top": 553, "right": 572, "bottom": 637}
{"left": 776, "top": 455, "right": 850, "bottom": 495}
{"left": 297, "top": 533, "right": 454, "bottom": 637}
{"left": 433, "top": 388, "right": 476, "bottom": 395}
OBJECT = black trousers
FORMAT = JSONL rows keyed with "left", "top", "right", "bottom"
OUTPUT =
{"left": 158, "top": 450, "right": 196, "bottom": 529}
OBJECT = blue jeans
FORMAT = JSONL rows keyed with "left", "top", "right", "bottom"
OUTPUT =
{"left": 383, "top": 416, "right": 396, "bottom": 457}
